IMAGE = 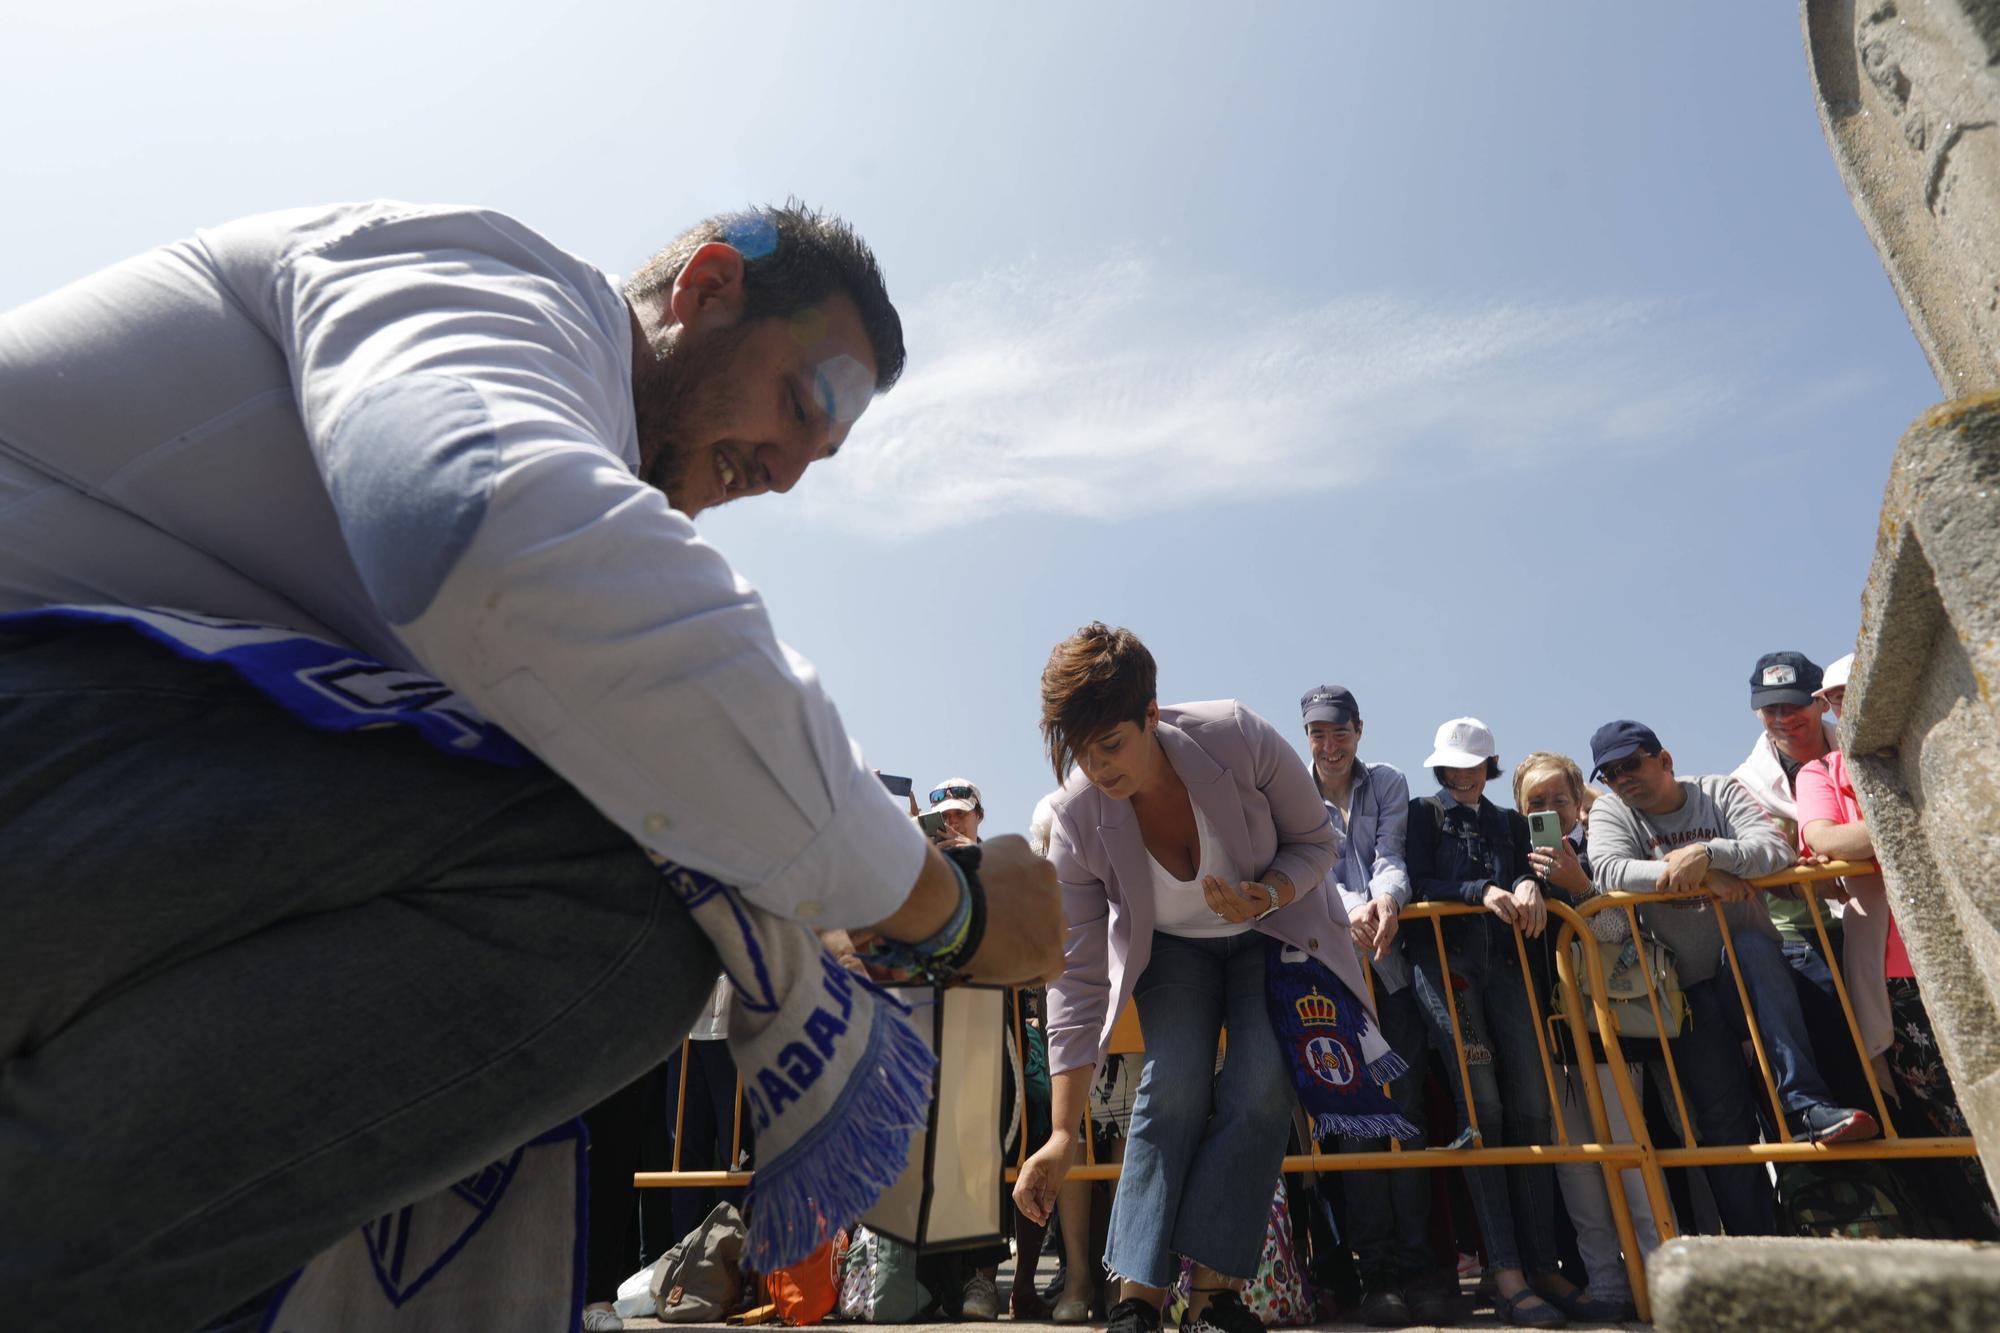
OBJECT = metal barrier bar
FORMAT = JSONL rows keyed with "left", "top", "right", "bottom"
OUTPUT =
{"left": 635, "top": 858, "right": 1968, "bottom": 1325}
{"left": 1800, "top": 883, "right": 1898, "bottom": 1137}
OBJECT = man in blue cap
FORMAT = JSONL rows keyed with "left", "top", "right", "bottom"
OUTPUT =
{"left": 1584, "top": 719, "right": 1878, "bottom": 1232}
{"left": 1297, "top": 685, "right": 1449, "bottom": 1327}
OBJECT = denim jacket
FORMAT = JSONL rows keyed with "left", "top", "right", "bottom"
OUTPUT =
{"left": 1406, "top": 790, "right": 1538, "bottom": 967}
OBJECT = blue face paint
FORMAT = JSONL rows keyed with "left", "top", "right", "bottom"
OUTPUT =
{"left": 813, "top": 353, "right": 874, "bottom": 426}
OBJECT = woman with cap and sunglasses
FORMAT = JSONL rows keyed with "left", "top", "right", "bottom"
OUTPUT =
{"left": 1010, "top": 623, "right": 1369, "bottom": 1333}
{"left": 1406, "top": 717, "right": 1574, "bottom": 1327}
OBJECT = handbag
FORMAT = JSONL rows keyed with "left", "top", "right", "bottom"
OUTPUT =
{"left": 651, "top": 1201, "right": 748, "bottom": 1324}
{"left": 1557, "top": 933, "right": 1687, "bottom": 1040}
{"left": 860, "top": 984, "right": 1006, "bottom": 1252}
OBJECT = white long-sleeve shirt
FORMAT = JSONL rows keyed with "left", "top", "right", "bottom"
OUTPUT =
{"left": 0, "top": 201, "right": 923, "bottom": 925}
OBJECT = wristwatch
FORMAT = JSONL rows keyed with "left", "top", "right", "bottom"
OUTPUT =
{"left": 1253, "top": 882, "right": 1282, "bottom": 920}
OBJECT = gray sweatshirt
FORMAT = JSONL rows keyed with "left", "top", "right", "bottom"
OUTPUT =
{"left": 1585, "top": 775, "right": 1795, "bottom": 985}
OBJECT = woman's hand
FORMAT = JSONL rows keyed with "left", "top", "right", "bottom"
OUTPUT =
{"left": 1012, "top": 1132, "right": 1074, "bottom": 1226}
{"left": 1203, "top": 875, "right": 1283, "bottom": 923}
{"left": 1527, "top": 838, "right": 1591, "bottom": 897}
{"left": 1510, "top": 880, "right": 1549, "bottom": 938}
{"left": 1482, "top": 882, "right": 1521, "bottom": 926}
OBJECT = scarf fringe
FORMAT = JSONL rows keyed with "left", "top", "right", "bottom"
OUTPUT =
{"left": 1312, "top": 1109, "right": 1422, "bottom": 1142}
{"left": 741, "top": 997, "right": 937, "bottom": 1272}
{"left": 1365, "top": 1049, "right": 1410, "bottom": 1084}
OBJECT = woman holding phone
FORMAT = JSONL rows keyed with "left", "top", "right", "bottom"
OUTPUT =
{"left": 1406, "top": 717, "right": 1572, "bottom": 1327}
{"left": 1011, "top": 623, "right": 1349, "bottom": 1333}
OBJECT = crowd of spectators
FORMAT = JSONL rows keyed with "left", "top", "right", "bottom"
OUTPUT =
{"left": 588, "top": 634, "right": 1991, "bottom": 1333}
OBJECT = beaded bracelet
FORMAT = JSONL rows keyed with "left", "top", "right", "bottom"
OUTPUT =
{"left": 865, "top": 844, "right": 989, "bottom": 984}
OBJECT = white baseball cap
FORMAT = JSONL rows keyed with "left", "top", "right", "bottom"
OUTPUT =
{"left": 925, "top": 777, "right": 983, "bottom": 814}
{"left": 1424, "top": 717, "right": 1499, "bottom": 769}
{"left": 1817, "top": 653, "right": 1854, "bottom": 696}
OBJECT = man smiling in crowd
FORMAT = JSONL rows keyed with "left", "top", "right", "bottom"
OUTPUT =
{"left": 0, "top": 201, "right": 1062, "bottom": 1325}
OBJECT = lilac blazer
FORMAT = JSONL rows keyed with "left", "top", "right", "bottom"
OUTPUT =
{"left": 1043, "top": 698, "right": 1360, "bottom": 1076}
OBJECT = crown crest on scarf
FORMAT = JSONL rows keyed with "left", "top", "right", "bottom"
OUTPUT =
{"left": 1294, "top": 988, "right": 1339, "bottom": 1028}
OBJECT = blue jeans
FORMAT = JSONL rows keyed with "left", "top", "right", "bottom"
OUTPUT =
{"left": 1730, "top": 930, "right": 1837, "bottom": 1118}
{"left": 1338, "top": 981, "right": 1432, "bottom": 1283}
{"left": 1104, "top": 931, "right": 1294, "bottom": 1288}
{"left": 1667, "top": 968, "right": 1776, "bottom": 1233}
{"left": 1411, "top": 938, "right": 1557, "bottom": 1274}
{"left": 0, "top": 625, "right": 722, "bottom": 1328}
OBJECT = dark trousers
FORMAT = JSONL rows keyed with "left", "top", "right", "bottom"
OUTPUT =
{"left": 1669, "top": 971, "right": 1776, "bottom": 1234}
{"left": 1340, "top": 983, "right": 1433, "bottom": 1283}
{"left": 0, "top": 626, "right": 720, "bottom": 1328}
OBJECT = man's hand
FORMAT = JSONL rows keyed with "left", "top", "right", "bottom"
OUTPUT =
{"left": 864, "top": 836, "right": 1062, "bottom": 984}
{"left": 1705, "top": 866, "right": 1758, "bottom": 903}
{"left": 1660, "top": 843, "right": 1713, "bottom": 896}
{"left": 962, "top": 835, "right": 1064, "bottom": 983}
{"left": 1348, "top": 895, "right": 1400, "bottom": 960}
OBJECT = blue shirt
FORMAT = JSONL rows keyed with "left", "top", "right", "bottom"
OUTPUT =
{"left": 1318, "top": 759, "right": 1414, "bottom": 991}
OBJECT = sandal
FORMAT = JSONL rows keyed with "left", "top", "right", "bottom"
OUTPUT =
{"left": 1494, "top": 1288, "right": 1567, "bottom": 1328}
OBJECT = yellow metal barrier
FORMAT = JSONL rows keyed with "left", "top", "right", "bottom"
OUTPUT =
{"left": 634, "top": 859, "right": 1983, "bottom": 1323}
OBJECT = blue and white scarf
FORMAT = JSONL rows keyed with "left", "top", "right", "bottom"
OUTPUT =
{"left": 5, "top": 606, "right": 936, "bottom": 1289}
{"left": 1264, "top": 938, "right": 1418, "bottom": 1142}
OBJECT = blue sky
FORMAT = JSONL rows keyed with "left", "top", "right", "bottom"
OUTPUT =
{"left": 3, "top": 2, "right": 1940, "bottom": 836}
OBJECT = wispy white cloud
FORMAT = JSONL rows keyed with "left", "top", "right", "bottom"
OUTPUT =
{"left": 791, "top": 253, "right": 1753, "bottom": 536}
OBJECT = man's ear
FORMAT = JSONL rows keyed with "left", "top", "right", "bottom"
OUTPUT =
{"left": 666, "top": 241, "right": 748, "bottom": 334}
{"left": 1144, "top": 699, "right": 1161, "bottom": 730}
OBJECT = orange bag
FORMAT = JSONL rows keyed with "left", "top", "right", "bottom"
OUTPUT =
{"left": 764, "top": 1234, "right": 842, "bottom": 1326}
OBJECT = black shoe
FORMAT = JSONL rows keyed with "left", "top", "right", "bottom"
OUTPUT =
{"left": 1407, "top": 1279, "right": 1462, "bottom": 1327}
{"left": 1183, "top": 1290, "right": 1265, "bottom": 1333}
{"left": 1358, "top": 1283, "right": 1413, "bottom": 1327}
{"left": 1105, "top": 1297, "right": 1163, "bottom": 1333}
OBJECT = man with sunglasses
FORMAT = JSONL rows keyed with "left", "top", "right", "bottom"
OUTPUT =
{"left": 1584, "top": 720, "right": 1878, "bottom": 1232}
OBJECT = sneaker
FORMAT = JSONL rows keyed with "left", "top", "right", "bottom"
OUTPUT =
{"left": 1184, "top": 1290, "right": 1265, "bottom": 1333}
{"left": 1358, "top": 1283, "right": 1413, "bottom": 1327}
{"left": 959, "top": 1272, "right": 1000, "bottom": 1321}
{"left": 1798, "top": 1103, "right": 1881, "bottom": 1144}
{"left": 1106, "top": 1297, "right": 1164, "bottom": 1333}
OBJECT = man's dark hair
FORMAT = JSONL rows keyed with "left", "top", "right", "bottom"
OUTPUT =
{"left": 626, "top": 201, "right": 905, "bottom": 391}
{"left": 1040, "top": 622, "right": 1157, "bottom": 782}
{"left": 1432, "top": 757, "right": 1503, "bottom": 789}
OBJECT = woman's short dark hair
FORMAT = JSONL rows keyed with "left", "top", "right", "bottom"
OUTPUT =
{"left": 1040, "top": 622, "right": 1157, "bottom": 782}
{"left": 1432, "top": 757, "right": 1503, "bottom": 789}
{"left": 626, "top": 200, "right": 905, "bottom": 391}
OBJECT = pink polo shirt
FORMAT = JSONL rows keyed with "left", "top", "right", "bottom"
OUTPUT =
{"left": 1797, "top": 749, "right": 1912, "bottom": 979}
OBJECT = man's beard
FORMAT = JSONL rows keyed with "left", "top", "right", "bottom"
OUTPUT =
{"left": 633, "top": 320, "right": 753, "bottom": 512}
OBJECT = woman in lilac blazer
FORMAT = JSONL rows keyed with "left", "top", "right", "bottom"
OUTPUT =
{"left": 1010, "top": 623, "right": 1349, "bottom": 1333}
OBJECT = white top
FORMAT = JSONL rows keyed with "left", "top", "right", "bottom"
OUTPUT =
{"left": 1147, "top": 802, "right": 1251, "bottom": 939}
{"left": 0, "top": 201, "right": 923, "bottom": 926}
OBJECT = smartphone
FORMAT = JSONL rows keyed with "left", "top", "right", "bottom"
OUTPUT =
{"left": 1528, "top": 809, "right": 1563, "bottom": 849}
{"left": 878, "top": 773, "right": 914, "bottom": 799}
{"left": 918, "top": 810, "right": 950, "bottom": 840}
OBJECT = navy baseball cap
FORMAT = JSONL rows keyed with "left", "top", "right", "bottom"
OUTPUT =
{"left": 1749, "top": 651, "right": 1822, "bottom": 709}
{"left": 1589, "top": 720, "right": 1662, "bottom": 778}
{"left": 1300, "top": 684, "right": 1360, "bottom": 726}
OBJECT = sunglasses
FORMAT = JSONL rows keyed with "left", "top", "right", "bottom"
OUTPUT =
{"left": 928, "top": 784, "right": 979, "bottom": 806}
{"left": 1598, "top": 752, "right": 1655, "bottom": 782}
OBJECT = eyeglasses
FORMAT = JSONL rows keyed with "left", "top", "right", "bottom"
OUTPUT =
{"left": 1598, "top": 753, "right": 1654, "bottom": 782}
{"left": 928, "top": 784, "right": 979, "bottom": 806}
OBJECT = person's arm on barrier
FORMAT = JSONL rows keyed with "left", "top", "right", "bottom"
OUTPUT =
{"left": 1583, "top": 797, "right": 1669, "bottom": 894}
{"left": 1354, "top": 766, "right": 1412, "bottom": 956}
{"left": 1705, "top": 777, "right": 1796, "bottom": 880}
{"left": 1013, "top": 1064, "right": 1092, "bottom": 1226}
{"left": 1797, "top": 757, "right": 1876, "bottom": 863}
